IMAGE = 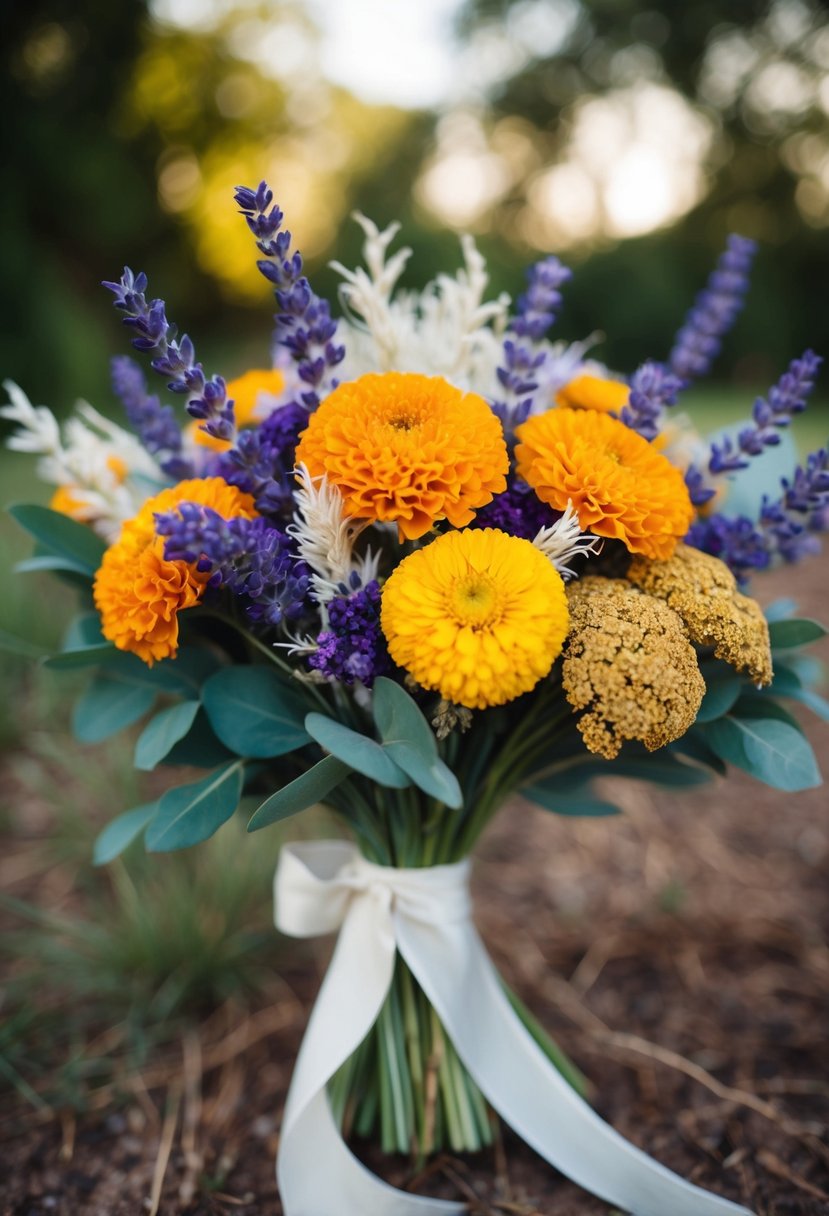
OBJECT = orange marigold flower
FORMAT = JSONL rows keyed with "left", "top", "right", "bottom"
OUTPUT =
{"left": 295, "top": 371, "right": 509, "bottom": 541}
{"left": 93, "top": 478, "right": 256, "bottom": 665}
{"left": 555, "top": 373, "right": 629, "bottom": 414}
{"left": 514, "top": 407, "right": 693, "bottom": 560}
{"left": 189, "top": 368, "right": 285, "bottom": 452}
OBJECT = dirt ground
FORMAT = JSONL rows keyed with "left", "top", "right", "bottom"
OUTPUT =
{"left": 2, "top": 561, "right": 828, "bottom": 1216}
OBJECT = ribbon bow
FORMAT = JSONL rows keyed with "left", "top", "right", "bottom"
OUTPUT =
{"left": 275, "top": 841, "right": 752, "bottom": 1216}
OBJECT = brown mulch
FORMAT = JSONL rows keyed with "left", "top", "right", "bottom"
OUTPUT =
{"left": 2, "top": 562, "right": 828, "bottom": 1215}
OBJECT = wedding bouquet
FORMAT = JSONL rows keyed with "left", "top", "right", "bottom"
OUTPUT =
{"left": 4, "top": 180, "right": 827, "bottom": 1216}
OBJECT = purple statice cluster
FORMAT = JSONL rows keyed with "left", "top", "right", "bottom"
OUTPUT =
{"left": 619, "top": 361, "right": 683, "bottom": 442}
{"left": 473, "top": 474, "right": 558, "bottom": 539}
{"left": 689, "top": 448, "right": 829, "bottom": 579}
{"left": 668, "top": 235, "right": 757, "bottom": 383}
{"left": 235, "top": 182, "right": 345, "bottom": 410}
{"left": 156, "top": 504, "right": 309, "bottom": 627}
{"left": 211, "top": 401, "right": 308, "bottom": 519}
{"left": 684, "top": 350, "right": 822, "bottom": 508}
{"left": 103, "top": 269, "right": 235, "bottom": 442}
{"left": 110, "top": 356, "right": 193, "bottom": 480}
{"left": 308, "top": 580, "right": 390, "bottom": 687}
{"left": 492, "top": 256, "right": 571, "bottom": 433}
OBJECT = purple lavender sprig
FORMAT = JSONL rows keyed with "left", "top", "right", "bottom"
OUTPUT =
{"left": 619, "top": 361, "right": 684, "bottom": 441}
{"left": 211, "top": 400, "right": 308, "bottom": 519}
{"left": 707, "top": 350, "right": 822, "bottom": 474}
{"left": 234, "top": 182, "right": 345, "bottom": 410}
{"left": 668, "top": 235, "right": 757, "bottom": 382}
{"left": 492, "top": 256, "right": 571, "bottom": 433}
{"left": 156, "top": 504, "right": 310, "bottom": 627}
{"left": 103, "top": 268, "right": 235, "bottom": 442}
{"left": 307, "top": 580, "right": 390, "bottom": 687}
{"left": 110, "top": 356, "right": 193, "bottom": 480}
{"left": 688, "top": 447, "right": 829, "bottom": 579}
{"left": 684, "top": 350, "right": 822, "bottom": 506}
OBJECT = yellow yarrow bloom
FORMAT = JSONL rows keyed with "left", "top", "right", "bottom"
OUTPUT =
{"left": 188, "top": 368, "right": 285, "bottom": 453}
{"left": 555, "top": 373, "right": 629, "bottom": 414}
{"left": 295, "top": 371, "right": 509, "bottom": 541}
{"left": 381, "top": 528, "right": 569, "bottom": 709}
{"left": 93, "top": 477, "right": 256, "bottom": 665}
{"left": 515, "top": 407, "right": 693, "bottom": 560}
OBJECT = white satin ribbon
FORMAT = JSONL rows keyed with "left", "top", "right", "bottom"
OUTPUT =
{"left": 275, "top": 841, "right": 753, "bottom": 1216}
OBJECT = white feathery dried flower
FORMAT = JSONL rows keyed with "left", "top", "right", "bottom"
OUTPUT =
{"left": 533, "top": 502, "right": 601, "bottom": 581}
{"left": 288, "top": 464, "right": 380, "bottom": 602}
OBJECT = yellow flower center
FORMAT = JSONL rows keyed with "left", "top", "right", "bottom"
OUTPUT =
{"left": 450, "top": 572, "right": 499, "bottom": 626}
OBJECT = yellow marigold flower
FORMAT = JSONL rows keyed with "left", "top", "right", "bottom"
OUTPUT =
{"left": 93, "top": 477, "right": 256, "bottom": 665}
{"left": 627, "top": 543, "right": 773, "bottom": 686}
{"left": 188, "top": 368, "right": 285, "bottom": 452}
{"left": 563, "top": 576, "right": 705, "bottom": 759}
{"left": 555, "top": 373, "right": 629, "bottom": 414}
{"left": 295, "top": 372, "right": 509, "bottom": 541}
{"left": 381, "top": 528, "right": 569, "bottom": 709}
{"left": 515, "top": 407, "right": 693, "bottom": 560}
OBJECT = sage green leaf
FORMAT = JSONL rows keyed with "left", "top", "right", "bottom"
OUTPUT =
{"left": 0, "top": 627, "right": 48, "bottom": 660}
{"left": 15, "top": 554, "right": 92, "bottom": 579}
{"left": 668, "top": 731, "right": 727, "bottom": 775}
{"left": 8, "top": 503, "right": 106, "bottom": 575}
{"left": 43, "top": 611, "right": 117, "bottom": 668}
{"left": 522, "top": 784, "right": 620, "bottom": 816}
{"left": 695, "top": 668, "right": 743, "bottom": 723}
{"left": 601, "top": 754, "right": 712, "bottom": 787}
{"left": 134, "top": 700, "right": 201, "bottom": 771}
{"left": 372, "top": 678, "right": 462, "bottom": 807}
{"left": 93, "top": 803, "right": 158, "bottom": 865}
{"left": 248, "top": 756, "right": 351, "bottom": 831}
{"left": 202, "top": 667, "right": 310, "bottom": 758}
{"left": 702, "top": 716, "right": 821, "bottom": 792}
{"left": 732, "top": 695, "right": 802, "bottom": 731}
{"left": 305, "top": 713, "right": 409, "bottom": 788}
{"left": 768, "top": 618, "right": 827, "bottom": 650}
{"left": 161, "top": 709, "right": 235, "bottom": 768}
{"left": 146, "top": 761, "right": 244, "bottom": 852}
{"left": 72, "top": 671, "right": 156, "bottom": 743}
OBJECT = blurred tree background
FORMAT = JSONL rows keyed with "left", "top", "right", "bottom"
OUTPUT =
{"left": 2, "top": 0, "right": 828, "bottom": 418}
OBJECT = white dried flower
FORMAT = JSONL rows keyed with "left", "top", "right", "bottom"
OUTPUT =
{"left": 288, "top": 464, "right": 380, "bottom": 602}
{"left": 533, "top": 502, "right": 601, "bottom": 581}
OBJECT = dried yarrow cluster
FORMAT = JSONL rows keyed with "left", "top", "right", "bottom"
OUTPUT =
{"left": 2, "top": 180, "right": 822, "bottom": 760}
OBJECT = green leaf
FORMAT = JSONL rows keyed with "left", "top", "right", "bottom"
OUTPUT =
{"left": 0, "top": 627, "right": 48, "bottom": 660}
{"left": 15, "top": 554, "right": 93, "bottom": 579}
{"left": 788, "top": 686, "right": 829, "bottom": 723}
{"left": 668, "top": 731, "right": 727, "bottom": 775}
{"left": 247, "top": 756, "right": 351, "bottom": 832}
{"left": 72, "top": 671, "right": 156, "bottom": 743}
{"left": 202, "top": 667, "right": 310, "bottom": 758}
{"left": 8, "top": 504, "right": 106, "bottom": 576}
{"left": 522, "top": 784, "right": 621, "bottom": 816}
{"left": 695, "top": 668, "right": 743, "bottom": 724}
{"left": 146, "top": 761, "right": 244, "bottom": 852}
{"left": 305, "top": 713, "right": 409, "bottom": 788}
{"left": 43, "top": 612, "right": 117, "bottom": 669}
{"left": 702, "top": 716, "right": 821, "bottom": 792}
{"left": 93, "top": 803, "right": 158, "bottom": 865}
{"left": 768, "top": 618, "right": 827, "bottom": 650}
{"left": 372, "top": 677, "right": 462, "bottom": 808}
{"left": 161, "top": 709, "right": 236, "bottom": 768}
{"left": 134, "top": 700, "right": 201, "bottom": 771}
{"left": 732, "top": 695, "right": 803, "bottom": 731}
{"left": 601, "top": 754, "right": 712, "bottom": 788}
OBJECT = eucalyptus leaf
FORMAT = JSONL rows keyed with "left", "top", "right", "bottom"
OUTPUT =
{"left": 161, "top": 709, "right": 235, "bottom": 768}
{"left": 732, "top": 695, "right": 802, "bottom": 731}
{"left": 15, "top": 554, "right": 93, "bottom": 579}
{"left": 134, "top": 700, "right": 201, "bottom": 771}
{"left": 372, "top": 677, "right": 461, "bottom": 806}
{"left": 695, "top": 669, "right": 743, "bottom": 723}
{"left": 146, "top": 761, "right": 244, "bottom": 852}
{"left": 702, "top": 716, "right": 821, "bottom": 792}
{"left": 522, "top": 784, "right": 620, "bottom": 816}
{"left": 305, "top": 713, "right": 409, "bottom": 788}
{"left": 768, "top": 618, "right": 827, "bottom": 650}
{"left": 8, "top": 503, "right": 106, "bottom": 576}
{"left": 0, "top": 628, "right": 48, "bottom": 660}
{"left": 202, "top": 666, "right": 310, "bottom": 758}
{"left": 248, "top": 756, "right": 351, "bottom": 832}
{"left": 72, "top": 671, "right": 156, "bottom": 743}
{"left": 93, "top": 803, "right": 158, "bottom": 865}
{"left": 668, "top": 731, "right": 727, "bottom": 775}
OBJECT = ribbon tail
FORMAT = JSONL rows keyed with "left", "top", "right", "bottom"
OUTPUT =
{"left": 396, "top": 916, "right": 754, "bottom": 1216}
{"left": 277, "top": 889, "right": 463, "bottom": 1216}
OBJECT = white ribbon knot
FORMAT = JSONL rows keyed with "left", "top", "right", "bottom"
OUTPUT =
{"left": 275, "top": 841, "right": 753, "bottom": 1216}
